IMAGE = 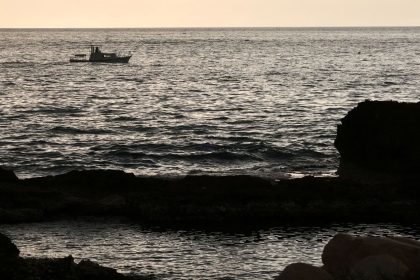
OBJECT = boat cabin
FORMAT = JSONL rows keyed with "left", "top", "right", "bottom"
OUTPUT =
{"left": 89, "top": 45, "right": 118, "bottom": 60}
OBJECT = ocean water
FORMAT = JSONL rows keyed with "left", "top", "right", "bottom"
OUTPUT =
{"left": 2, "top": 221, "right": 420, "bottom": 280}
{"left": 1, "top": 27, "right": 420, "bottom": 178}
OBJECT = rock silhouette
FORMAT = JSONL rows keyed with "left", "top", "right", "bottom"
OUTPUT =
{"left": 278, "top": 233, "right": 420, "bottom": 280}
{"left": 0, "top": 232, "right": 154, "bottom": 280}
{"left": 0, "top": 231, "right": 19, "bottom": 259}
{"left": 0, "top": 166, "right": 19, "bottom": 183}
{"left": 275, "top": 263, "right": 333, "bottom": 280}
{"left": 322, "top": 233, "right": 420, "bottom": 279}
{"left": 335, "top": 100, "right": 420, "bottom": 180}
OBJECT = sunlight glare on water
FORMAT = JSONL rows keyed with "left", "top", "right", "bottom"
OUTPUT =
{"left": 0, "top": 27, "right": 420, "bottom": 178}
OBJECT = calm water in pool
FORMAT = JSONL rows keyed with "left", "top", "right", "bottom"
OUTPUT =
{"left": 2, "top": 220, "right": 420, "bottom": 279}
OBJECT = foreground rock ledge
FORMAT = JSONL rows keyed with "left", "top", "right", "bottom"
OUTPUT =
{"left": 277, "top": 233, "right": 420, "bottom": 280}
{"left": 0, "top": 232, "right": 153, "bottom": 280}
{"left": 1, "top": 167, "right": 420, "bottom": 227}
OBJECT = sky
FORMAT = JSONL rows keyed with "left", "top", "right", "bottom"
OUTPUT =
{"left": 1, "top": 0, "right": 420, "bottom": 28}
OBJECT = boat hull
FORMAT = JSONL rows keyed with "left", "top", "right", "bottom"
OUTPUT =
{"left": 70, "top": 56, "right": 132, "bottom": 63}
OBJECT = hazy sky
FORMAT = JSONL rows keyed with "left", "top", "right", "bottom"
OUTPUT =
{"left": 1, "top": 0, "right": 420, "bottom": 28}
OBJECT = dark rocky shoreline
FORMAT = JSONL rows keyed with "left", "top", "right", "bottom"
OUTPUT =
{"left": 1, "top": 167, "right": 420, "bottom": 228}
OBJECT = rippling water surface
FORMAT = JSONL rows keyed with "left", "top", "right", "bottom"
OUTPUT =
{"left": 1, "top": 28, "right": 420, "bottom": 178}
{"left": 2, "top": 221, "right": 420, "bottom": 279}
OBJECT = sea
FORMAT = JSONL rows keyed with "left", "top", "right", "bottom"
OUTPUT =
{"left": 1, "top": 27, "right": 420, "bottom": 279}
{"left": 1, "top": 27, "right": 420, "bottom": 179}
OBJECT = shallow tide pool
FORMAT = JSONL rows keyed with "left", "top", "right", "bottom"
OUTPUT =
{"left": 2, "top": 220, "right": 420, "bottom": 279}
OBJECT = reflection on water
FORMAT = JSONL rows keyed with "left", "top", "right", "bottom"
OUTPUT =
{"left": 2, "top": 220, "right": 420, "bottom": 280}
{"left": 1, "top": 28, "right": 420, "bottom": 179}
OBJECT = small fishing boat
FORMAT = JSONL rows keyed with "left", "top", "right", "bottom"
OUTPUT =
{"left": 70, "top": 45, "right": 132, "bottom": 63}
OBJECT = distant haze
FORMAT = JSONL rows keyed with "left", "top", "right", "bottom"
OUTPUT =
{"left": 1, "top": 0, "right": 420, "bottom": 28}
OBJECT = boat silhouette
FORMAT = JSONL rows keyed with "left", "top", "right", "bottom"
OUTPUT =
{"left": 70, "top": 45, "right": 132, "bottom": 63}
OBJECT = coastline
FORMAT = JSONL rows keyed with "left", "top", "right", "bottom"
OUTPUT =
{"left": 2, "top": 100, "right": 420, "bottom": 228}
{"left": 1, "top": 167, "right": 419, "bottom": 229}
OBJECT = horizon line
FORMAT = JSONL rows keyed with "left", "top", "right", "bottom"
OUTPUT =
{"left": 1, "top": 25, "right": 420, "bottom": 30}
